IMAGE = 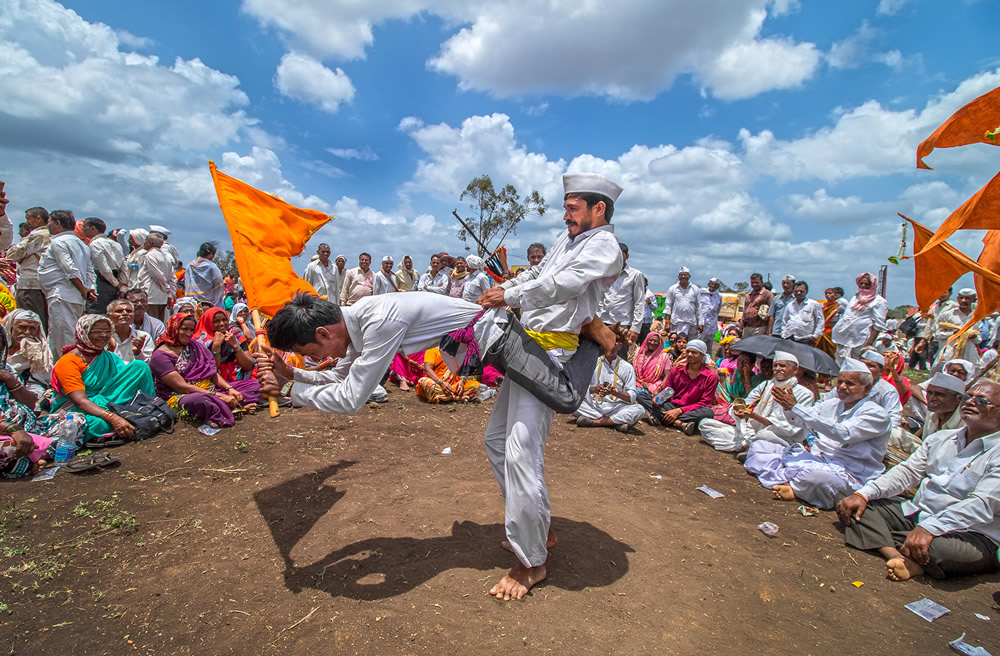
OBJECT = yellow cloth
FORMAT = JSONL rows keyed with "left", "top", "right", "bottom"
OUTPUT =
{"left": 0, "top": 283, "right": 15, "bottom": 317}
{"left": 524, "top": 329, "right": 579, "bottom": 351}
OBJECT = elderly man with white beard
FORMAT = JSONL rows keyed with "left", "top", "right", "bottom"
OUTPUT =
{"left": 744, "top": 358, "right": 892, "bottom": 509}
{"left": 699, "top": 351, "right": 815, "bottom": 452}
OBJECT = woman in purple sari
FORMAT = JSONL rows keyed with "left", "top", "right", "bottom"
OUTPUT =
{"left": 148, "top": 314, "right": 259, "bottom": 427}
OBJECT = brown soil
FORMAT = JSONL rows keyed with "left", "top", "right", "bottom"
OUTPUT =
{"left": 2, "top": 391, "right": 998, "bottom": 655}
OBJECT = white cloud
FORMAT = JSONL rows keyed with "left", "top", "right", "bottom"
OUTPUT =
{"left": 327, "top": 146, "right": 379, "bottom": 161}
{"left": 769, "top": 0, "right": 800, "bottom": 16}
{"left": 877, "top": 0, "right": 907, "bottom": 16}
{"left": 827, "top": 22, "right": 878, "bottom": 70}
{"left": 300, "top": 159, "right": 347, "bottom": 178}
{"left": 115, "top": 29, "right": 154, "bottom": 50}
{"left": 698, "top": 34, "right": 821, "bottom": 100}
{"left": 783, "top": 188, "right": 896, "bottom": 224}
{"left": 274, "top": 52, "right": 355, "bottom": 112}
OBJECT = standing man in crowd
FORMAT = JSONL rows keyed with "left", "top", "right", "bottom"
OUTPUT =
{"left": 82, "top": 217, "right": 128, "bottom": 314}
{"left": 769, "top": 275, "right": 796, "bottom": 337}
{"left": 526, "top": 242, "right": 546, "bottom": 267}
{"left": 37, "top": 210, "right": 95, "bottom": 358}
{"left": 303, "top": 243, "right": 339, "bottom": 299}
{"left": 832, "top": 272, "right": 888, "bottom": 364}
{"left": 597, "top": 243, "right": 644, "bottom": 350}
{"left": 333, "top": 255, "right": 348, "bottom": 299}
{"left": 150, "top": 225, "right": 180, "bottom": 266}
{"left": 6, "top": 206, "right": 51, "bottom": 328}
{"left": 924, "top": 287, "right": 980, "bottom": 369}
{"left": 340, "top": 253, "right": 374, "bottom": 306}
{"left": 138, "top": 233, "right": 175, "bottom": 320}
{"left": 663, "top": 266, "right": 699, "bottom": 337}
{"left": 697, "top": 277, "right": 722, "bottom": 352}
{"left": 739, "top": 273, "right": 774, "bottom": 338}
{"left": 373, "top": 256, "right": 398, "bottom": 295}
{"left": 780, "top": 281, "right": 824, "bottom": 345}
{"left": 186, "top": 242, "right": 226, "bottom": 308}
{"left": 418, "top": 254, "right": 448, "bottom": 294}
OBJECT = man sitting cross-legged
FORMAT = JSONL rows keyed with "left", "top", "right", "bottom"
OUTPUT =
{"left": 637, "top": 338, "right": 718, "bottom": 435}
{"left": 575, "top": 338, "right": 645, "bottom": 433}
{"left": 744, "top": 358, "right": 891, "bottom": 509}
{"left": 837, "top": 379, "right": 1000, "bottom": 581}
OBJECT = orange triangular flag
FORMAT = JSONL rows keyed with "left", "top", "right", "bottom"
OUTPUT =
{"left": 209, "top": 161, "right": 332, "bottom": 317}
{"left": 914, "top": 171, "right": 1000, "bottom": 255}
{"left": 952, "top": 230, "right": 1000, "bottom": 341}
{"left": 900, "top": 214, "right": 1000, "bottom": 313}
{"left": 916, "top": 84, "right": 1000, "bottom": 169}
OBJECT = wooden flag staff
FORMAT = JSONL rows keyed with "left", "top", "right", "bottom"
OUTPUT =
{"left": 250, "top": 309, "right": 280, "bottom": 418}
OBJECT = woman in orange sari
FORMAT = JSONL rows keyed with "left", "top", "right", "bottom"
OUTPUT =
{"left": 815, "top": 288, "right": 843, "bottom": 357}
{"left": 415, "top": 347, "right": 480, "bottom": 403}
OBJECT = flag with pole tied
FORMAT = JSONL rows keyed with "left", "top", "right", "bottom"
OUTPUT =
{"left": 209, "top": 160, "right": 332, "bottom": 317}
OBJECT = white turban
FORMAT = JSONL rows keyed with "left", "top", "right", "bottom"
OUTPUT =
{"left": 466, "top": 255, "right": 484, "bottom": 271}
{"left": 130, "top": 228, "right": 149, "bottom": 244}
{"left": 772, "top": 350, "right": 799, "bottom": 365}
{"left": 708, "top": 277, "right": 721, "bottom": 285}
{"left": 381, "top": 255, "right": 393, "bottom": 263}
{"left": 687, "top": 339, "right": 708, "bottom": 355}
{"left": 840, "top": 358, "right": 869, "bottom": 374}
{"left": 861, "top": 350, "right": 885, "bottom": 366}
{"left": 945, "top": 359, "right": 975, "bottom": 379}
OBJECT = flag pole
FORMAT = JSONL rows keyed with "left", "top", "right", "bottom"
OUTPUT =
{"left": 251, "top": 309, "right": 280, "bottom": 418}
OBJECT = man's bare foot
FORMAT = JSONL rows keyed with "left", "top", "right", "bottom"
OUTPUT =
{"left": 502, "top": 529, "right": 557, "bottom": 553}
{"left": 580, "top": 316, "right": 619, "bottom": 359}
{"left": 886, "top": 557, "right": 924, "bottom": 581}
{"left": 489, "top": 562, "right": 547, "bottom": 601}
{"left": 399, "top": 381, "right": 410, "bottom": 392}
{"left": 771, "top": 484, "right": 796, "bottom": 501}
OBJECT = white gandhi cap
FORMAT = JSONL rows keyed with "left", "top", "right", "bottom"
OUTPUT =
{"left": 772, "top": 350, "right": 799, "bottom": 365}
{"left": 926, "top": 372, "right": 968, "bottom": 397}
{"left": 562, "top": 173, "right": 623, "bottom": 202}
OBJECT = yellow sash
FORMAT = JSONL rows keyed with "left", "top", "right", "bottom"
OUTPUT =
{"left": 525, "top": 329, "right": 580, "bottom": 351}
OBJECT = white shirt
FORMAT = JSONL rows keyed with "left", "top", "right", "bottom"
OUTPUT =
{"left": 290, "top": 294, "right": 482, "bottom": 414}
{"left": 584, "top": 356, "right": 639, "bottom": 413}
{"left": 135, "top": 314, "right": 165, "bottom": 342}
{"left": 822, "top": 378, "right": 903, "bottom": 426}
{"left": 114, "top": 326, "right": 153, "bottom": 363}
{"left": 37, "top": 231, "right": 95, "bottom": 304}
{"left": 303, "top": 259, "right": 338, "bottom": 298}
{"left": 790, "top": 396, "right": 892, "bottom": 483}
{"left": 857, "top": 428, "right": 1000, "bottom": 547}
{"left": 663, "top": 282, "right": 700, "bottom": 325}
{"left": 501, "top": 224, "right": 623, "bottom": 336}
{"left": 137, "top": 247, "right": 175, "bottom": 304}
{"left": 89, "top": 235, "right": 126, "bottom": 287}
{"left": 162, "top": 241, "right": 180, "bottom": 266}
{"left": 643, "top": 288, "right": 656, "bottom": 324}
{"left": 418, "top": 270, "right": 449, "bottom": 294}
{"left": 780, "top": 298, "right": 824, "bottom": 341}
{"left": 831, "top": 295, "right": 888, "bottom": 348}
{"left": 597, "top": 265, "right": 645, "bottom": 333}
{"left": 697, "top": 288, "right": 721, "bottom": 329}
{"left": 462, "top": 270, "right": 492, "bottom": 304}
{"left": 372, "top": 270, "right": 398, "bottom": 295}
{"left": 5, "top": 226, "right": 50, "bottom": 290}
{"left": 927, "top": 303, "right": 972, "bottom": 343}
{"left": 737, "top": 378, "right": 816, "bottom": 442}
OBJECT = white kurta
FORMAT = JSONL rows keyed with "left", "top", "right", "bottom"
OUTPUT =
{"left": 597, "top": 265, "right": 645, "bottom": 333}
{"left": 928, "top": 304, "right": 979, "bottom": 366}
{"left": 831, "top": 295, "right": 888, "bottom": 360}
{"left": 461, "top": 270, "right": 492, "bottom": 304}
{"left": 823, "top": 378, "right": 902, "bottom": 427}
{"left": 700, "top": 378, "right": 815, "bottom": 452}
{"left": 576, "top": 356, "right": 645, "bottom": 425}
{"left": 89, "top": 236, "right": 127, "bottom": 287}
{"left": 663, "top": 283, "right": 700, "bottom": 335}
{"left": 780, "top": 299, "right": 824, "bottom": 341}
{"left": 372, "top": 271, "right": 398, "bottom": 295}
{"left": 418, "top": 270, "right": 448, "bottom": 294}
{"left": 303, "top": 259, "right": 338, "bottom": 298}
{"left": 137, "top": 248, "right": 175, "bottom": 305}
{"left": 696, "top": 288, "right": 722, "bottom": 343}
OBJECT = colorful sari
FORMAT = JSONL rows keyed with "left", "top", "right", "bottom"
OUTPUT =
{"left": 389, "top": 351, "right": 427, "bottom": 386}
{"left": 632, "top": 334, "right": 672, "bottom": 396}
{"left": 416, "top": 348, "right": 480, "bottom": 403}
{"left": 195, "top": 307, "right": 257, "bottom": 383}
{"left": 816, "top": 300, "right": 840, "bottom": 357}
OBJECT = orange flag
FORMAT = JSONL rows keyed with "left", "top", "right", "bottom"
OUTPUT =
{"left": 915, "top": 170, "right": 1000, "bottom": 255}
{"left": 900, "top": 214, "right": 1000, "bottom": 312}
{"left": 916, "top": 84, "right": 1000, "bottom": 169}
{"left": 958, "top": 230, "right": 1000, "bottom": 338}
{"left": 209, "top": 161, "right": 332, "bottom": 317}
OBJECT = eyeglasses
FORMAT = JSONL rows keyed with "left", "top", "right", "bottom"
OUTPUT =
{"left": 968, "top": 395, "right": 998, "bottom": 409}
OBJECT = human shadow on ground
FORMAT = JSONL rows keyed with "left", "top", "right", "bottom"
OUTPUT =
{"left": 254, "top": 463, "right": 634, "bottom": 601}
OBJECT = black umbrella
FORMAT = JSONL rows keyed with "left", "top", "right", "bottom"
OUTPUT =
{"left": 728, "top": 335, "right": 839, "bottom": 376}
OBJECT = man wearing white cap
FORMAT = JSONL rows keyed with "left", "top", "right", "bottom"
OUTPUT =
{"left": 744, "top": 357, "right": 892, "bottom": 509}
{"left": 333, "top": 255, "right": 347, "bottom": 298}
{"left": 700, "top": 351, "right": 814, "bottom": 452}
{"left": 639, "top": 338, "right": 718, "bottom": 434}
{"left": 303, "top": 243, "right": 338, "bottom": 299}
{"left": 900, "top": 372, "right": 966, "bottom": 448}
{"left": 925, "top": 287, "right": 979, "bottom": 371}
{"left": 837, "top": 379, "right": 1000, "bottom": 582}
{"left": 123, "top": 228, "right": 148, "bottom": 290}
{"left": 597, "top": 243, "right": 645, "bottom": 351}
{"left": 461, "top": 255, "right": 492, "bottom": 304}
{"left": 769, "top": 275, "right": 796, "bottom": 337}
{"left": 372, "top": 256, "right": 398, "bottom": 295}
{"left": 475, "top": 172, "right": 624, "bottom": 600}
{"left": 663, "top": 266, "right": 699, "bottom": 337}
{"left": 575, "top": 337, "right": 645, "bottom": 432}
{"left": 149, "top": 225, "right": 179, "bottom": 266}
{"left": 696, "top": 278, "right": 722, "bottom": 352}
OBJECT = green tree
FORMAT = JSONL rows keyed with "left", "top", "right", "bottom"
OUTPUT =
{"left": 455, "top": 175, "right": 546, "bottom": 257}
{"left": 215, "top": 250, "right": 239, "bottom": 279}
{"left": 731, "top": 281, "right": 750, "bottom": 293}
{"left": 886, "top": 304, "right": 912, "bottom": 320}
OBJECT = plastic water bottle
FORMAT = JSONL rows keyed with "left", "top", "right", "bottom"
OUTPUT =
{"left": 653, "top": 387, "right": 674, "bottom": 405}
{"left": 53, "top": 415, "right": 81, "bottom": 466}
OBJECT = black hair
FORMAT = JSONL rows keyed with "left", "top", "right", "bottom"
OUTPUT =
{"left": 49, "top": 210, "right": 75, "bottom": 231}
{"left": 527, "top": 242, "right": 546, "bottom": 255}
{"left": 833, "top": 286, "right": 845, "bottom": 297}
{"left": 267, "top": 293, "right": 343, "bottom": 350}
{"left": 359, "top": 252, "right": 371, "bottom": 260}
{"left": 25, "top": 207, "right": 48, "bottom": 222}
{"left": 564, "top": 192, "right": 615, "bottom": 221}
{"left": 762, "top": 281, "right": 773, "bottom": 291}
{"left": 125, "top": 288, "right": 148, "bottom": 301}
{"left": 749, "top": 272, "right": 763, "bottom": 281}
{"left": 794, "top": 280, "right": 809, "bottom": 292}
{"left": 197, "top": 242, "right": 217, "bottom": 258}
{"left": 619, "top": 243, "right": 629, "bottom": 256}
{"left": 83, "top": 217, "right": 106, "bottom": 233}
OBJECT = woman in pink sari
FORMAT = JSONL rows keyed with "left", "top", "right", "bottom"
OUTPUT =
{"left": 388, "top": 351, "right": 427, "bottom": 391}
{"left": 631, "top": 332, "right": 672, "bottom": 396}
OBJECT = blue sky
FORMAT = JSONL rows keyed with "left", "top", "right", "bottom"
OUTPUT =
{"left": 2, "top": 0, "right": 998, "bottom": 305}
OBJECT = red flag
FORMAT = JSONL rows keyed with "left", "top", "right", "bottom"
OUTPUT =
{"left": 916, "top": 85, "right": 1000, "bottom": 169}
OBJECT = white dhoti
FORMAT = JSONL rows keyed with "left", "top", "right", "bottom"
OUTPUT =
{"left": 47, "top": 297, "right": 84, "bottom": 360}
{"left": 744, "top": 441, "right": 859, "bottom": 509}
{"left": 576, "top": 396, "right": 645, "bottom": 425}
{"left": 672, "top": 321, "right": 696, "bottom": 336}
{"left": 700, "top": 419, "right": 797, "bottom": 452}
{"left": 834, "top": 343, "right": 865, "bottom": 366}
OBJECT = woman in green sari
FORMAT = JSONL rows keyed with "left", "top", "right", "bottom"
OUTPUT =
{"left": 50, "top": 315, "right": 155, "bottom": 444}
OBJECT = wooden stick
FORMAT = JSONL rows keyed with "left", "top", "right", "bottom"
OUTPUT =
{"left": 251, "top": 309, "right": 280, "bottom": 418}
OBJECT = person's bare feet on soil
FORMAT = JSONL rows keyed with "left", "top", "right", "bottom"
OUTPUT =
{"left": 771, "top": 484, "right": 796, "bottom": 501}
{"left": 580, "top": 316, "right": 619, "bottom": 359}
{"left": 885, "top": 557, "right": 924, "bottom": 581}
{"left": 502, "top": 528, "right": 557, "bottom": 554}
{"left": 399, "top": 380, "right": 410, "bottom": 392}
{"left": 489, "top": 562, "right": 547, "bottom": 601}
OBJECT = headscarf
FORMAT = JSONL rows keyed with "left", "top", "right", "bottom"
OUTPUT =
{"left": 129, "top": 228, "right": 149, "bottom": 247}
{"left": 2, "top": 309, "right": 52, "bottom": 374}
{"left": 67, "top": 314, "right": 111, "bottom": 356}
{"left": 398, "top": 255, "right": 415, "bottom": 272}
{"left": 945, "top": 358, "right": 975, "bottom": 381}
{"left": 195, "top": 307, "right": 228, "bottom": 345}
{"left": 466, "top": 255, "right": 484, "bottom": 271}
{"left": 229, "top": 302, "right": 249, "bottom": 324}
{"left": 157, "top": 313, "right": 194, "bottom": 347}
{"left": 173, "top": 297, "right": 198, "bottom": 315}
{"left": 851, "top": 272, "right": 878, "bottom": 311}
{"left": 633, "top": 333, "right": 672, "bottom": 388}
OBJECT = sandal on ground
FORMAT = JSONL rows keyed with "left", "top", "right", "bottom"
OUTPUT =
{"left": 88, "top": 436, "right": 128, "bottom": 448}
{"left": 63, "top": 454, "right": 120, "bottom": 473}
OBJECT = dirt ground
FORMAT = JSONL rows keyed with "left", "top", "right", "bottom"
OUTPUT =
{"left": 2, "top": 390, "right": 998, "bottom": 655}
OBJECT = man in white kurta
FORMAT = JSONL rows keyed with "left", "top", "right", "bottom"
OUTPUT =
{"left": 700, "top": 352, "right": 815, "bottom": 452}
{"left": 372, "top": 256, "right": 398, "bottom": 295}
{"left": 575, "top": 351, "right": 645, "bottom": 430}
{"left": 303, "top": 244, "right": 339, "bottom": 299}
{"left": 137, "top": 235, "right": 175, "bottom": 320}
{"left": 780, "top": 281, "right": 824, "bottom": 344}
{"left": 663, "top": 267, "right": 699, "bottom": 336}
{"left": 37, "top": 211, "right": 96, "bottom": 359}
{"left": 831, "top": 280, "right": 888, "bottom": 364}
{"left": 926, "top": 288, "right": 979, "bottom": 370}
{"left": 597, "top": 243, "right": 644, "bottom": 345}
{"left": 696, "top": 278, "right": 722, "bottom": 348}
{"left": 461, "top": 255, "right": 492, "bottom": 304}
{"left": 744, "top": 358, "right": 892, "bottom": 509}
